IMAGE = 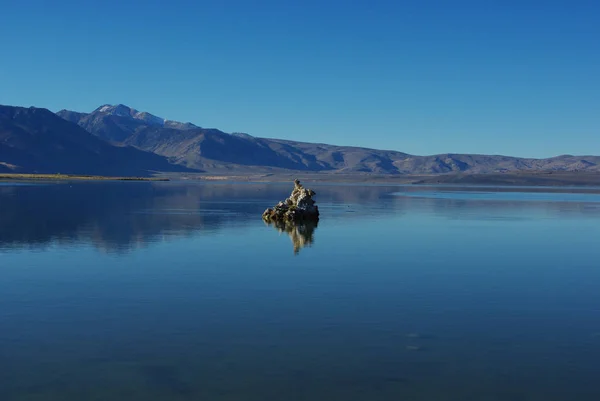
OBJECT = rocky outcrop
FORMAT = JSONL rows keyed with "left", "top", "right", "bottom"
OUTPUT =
{"left": 262, "top": 179, "right": 319, "bottom": 223}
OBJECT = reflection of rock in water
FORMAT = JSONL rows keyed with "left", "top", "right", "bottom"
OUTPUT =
{"left": 266, "top": 220, "right": 318, "bottom": 255}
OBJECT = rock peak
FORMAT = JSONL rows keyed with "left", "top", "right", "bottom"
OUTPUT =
{"left": 262, "top": 180, "right": 319, "bottom": 224}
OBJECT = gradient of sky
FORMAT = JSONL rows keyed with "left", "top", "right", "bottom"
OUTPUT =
{"left": 1, "top": 0, "right": 598, "bottom": 157}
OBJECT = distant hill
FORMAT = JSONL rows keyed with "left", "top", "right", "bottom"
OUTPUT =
{"left": 0, "top": 105, "right": 192, "bottom": 176}
{"left": 57, "top": 104, "right": 600, "bottom": 175}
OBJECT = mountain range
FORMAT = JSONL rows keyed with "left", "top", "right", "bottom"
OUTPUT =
{"left": 0, "top": 105, "right": 189, "bottom": 176}
{"left": 1, "top": 103, "right": 598, "bottom": 176}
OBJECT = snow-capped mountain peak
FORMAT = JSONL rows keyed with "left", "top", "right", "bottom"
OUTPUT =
{"left": 164, "top": 120, "right": 199, "bottom": 130}
{"left": 134, "top": 111, "right": 165, "bottom": 126}
{"left": 95, "top": 104, "right": 137, "bottom": 118}
{"left": 92, "top": 104, "right": 197, "bottom": 130}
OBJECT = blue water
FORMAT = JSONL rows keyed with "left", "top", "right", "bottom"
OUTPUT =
{"left": 1, "top": 181, "right": 600, "bottom": 400}
{"left": 396, "top": 189, "right": 600, "bottom": 203}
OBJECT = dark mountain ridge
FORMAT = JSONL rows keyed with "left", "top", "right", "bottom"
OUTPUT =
{"left": 55, "top": 104, "right": 600, "bottom": 175}
{"left": 0, "top": 105, "right": 191, "bottom": 176}
{"left": 0, "top": 102, "right": 594, "bottom": 176}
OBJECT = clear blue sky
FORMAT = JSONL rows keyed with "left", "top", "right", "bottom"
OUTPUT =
{"left": 1, "top": 0, "right": 598, "bottom": 158}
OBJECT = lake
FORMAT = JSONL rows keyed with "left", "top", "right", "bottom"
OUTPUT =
{"left": 1, "top": 181, "right": 600, "bottom": 400}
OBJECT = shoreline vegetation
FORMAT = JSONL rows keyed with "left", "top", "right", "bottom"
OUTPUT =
{"left": 0, "top": 173, "right": 169, "bottom": 182}
{"left": 172, "top": 171, "right": 600, "bottom": 187}
{"left": 2, "top": 171, "right": 600, "bottom": 187}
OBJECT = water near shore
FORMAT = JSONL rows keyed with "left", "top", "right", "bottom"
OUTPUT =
{"left": 0, "top": 173, "right": 168, "bottom": 181}
{"left": 1, "top": 181, "right": 600, "bottom": 400}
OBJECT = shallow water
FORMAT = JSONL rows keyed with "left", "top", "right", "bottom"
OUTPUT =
{"left": 1, "top": 181, "right": 600, "bottom": 400}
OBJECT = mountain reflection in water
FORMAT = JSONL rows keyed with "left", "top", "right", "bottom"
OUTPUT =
{"left": 1, "top": 181, "right": 600, "bottom": 254}
{"left": 0, "top": 181, "right": 395, "bottom": 254}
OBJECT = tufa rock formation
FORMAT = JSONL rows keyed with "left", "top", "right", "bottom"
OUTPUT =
{"left": 262, "top": 179, "right": 320, "bottom": 223}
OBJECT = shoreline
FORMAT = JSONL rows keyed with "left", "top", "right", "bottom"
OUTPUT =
{"left": 3, "top": 171, "right": 600, "bottom": 188}
{"left": 167, "top": 171, "right": 600, "bottom": 187}
{"left": 0, "top": 174, "right": 169, "bottom": 182}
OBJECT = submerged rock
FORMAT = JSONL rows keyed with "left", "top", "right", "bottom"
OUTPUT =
{"left": 262, "top": 179, "right": 319, "bottom": 223}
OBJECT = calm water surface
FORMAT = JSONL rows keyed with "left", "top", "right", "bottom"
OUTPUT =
{"left": 1, "top": 181, "right": 600, "bottom": 400}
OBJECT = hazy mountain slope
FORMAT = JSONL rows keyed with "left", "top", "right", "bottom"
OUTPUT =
{"left": 123, "top": 127, "right": 331, "bottom": 171}
{"left": 263, "top": 139, "right": 410, "bottom": 173}
{"left": 56, "top": 104, "right": 600, "bottom": 174}
{"left": 56, "top": 109, "right": 87, "bottom": 124}
{"left": 394, "top": 153, "right": 600, "bottom": 174}
{"left": 0, "top": 105, "right": 192, "bottom": 176}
